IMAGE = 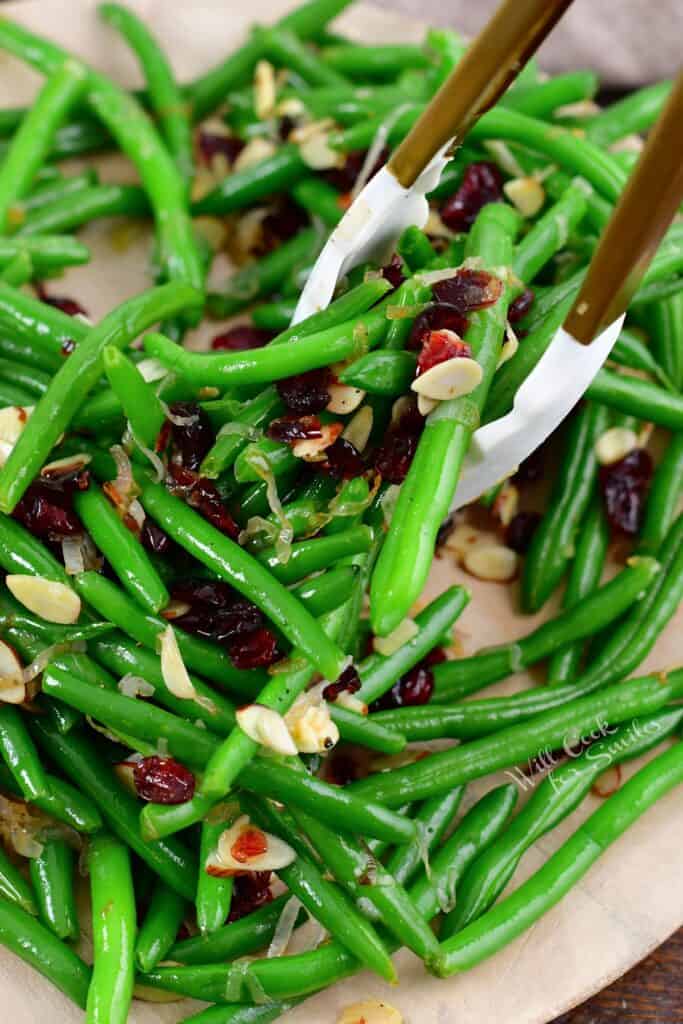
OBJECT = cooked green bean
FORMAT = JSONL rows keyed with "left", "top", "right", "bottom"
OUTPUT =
{"left": 16, "top": 183, "right": 148, "bottom": 237}
{"left": 0, "top": 761, "right": 102, "bottom": 834}
{"left": 135, "top": 880, "right": 185, "bottom": 973}
{"left": 585, "top": 80, "right": 673, "bottom": 148}
{"left": 87, "top": 833, "right": 135, "bottom": 1024}
{"left": 291, "top": 177, "right": 343, "bottom": 228}
{"left": 587, "top": 366, "right": 683, "bottom": 429}
{"left": 197, "top": 819, "right": 234, "bottom": 935}
{"left": 639, "top": 433, "right": 683, "bottom": 555}
{"left": 29, "top": 838, "right": 79, "bottom": 941}
{"left": 0, "top": 843, "right": 38, "bottom": 915}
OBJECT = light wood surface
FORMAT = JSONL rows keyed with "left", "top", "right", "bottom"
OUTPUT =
{"left": 0, "top": 2, "right": 681, "bottom": 1022}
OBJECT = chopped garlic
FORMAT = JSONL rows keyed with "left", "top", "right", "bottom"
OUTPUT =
{"left": 463, "top": 544, "right": 518, "bottom": 582}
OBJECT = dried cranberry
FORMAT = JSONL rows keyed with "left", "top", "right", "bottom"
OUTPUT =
{"left": 169, "top": 402, "right": 215, "bottom": 472}
{"left": 381, "top": 253, "right": 405, "bottom": 291}
{"left": 432, "top": 269, "right": 503, "bottom": 314}
{"left": 140, "top": 518, "right": 173, "bottom": 555}
{"left": 417, "top": 329, "right": 472, "bottom": 375}
{"left": 323, "top": 147, "right": 389, "bottom": 193}
{"left": 277, "top": 368, "right": 331, "bottom": 414}
{"left": 172, "top": 580, "right": 263, "bottom": 644}
{"left": 13, "top": 467, "right": 89, "bottom": 540}
{"left": 321, "top": 437, "right": 364, "bottom": 479}
{"left": 267, "top": 415, "right": 323, "bottom": 444}
{"left": 188, "top": 476, "right": 240, "bottom": 539}
{"left": 171, "top": 578, "right": 237, "bottom": 609}
{"left": 229, "top": 627, "right": 279, "bottom": 669}
{"left": 599, "top": 448, "right": 653, "bottom": 535}
{"left": 374, "top": 401, "right": 425, "bottom": 484}
{"left": 228, "top": 872, "right": 273, "bottom": 922}
{"left": 197, "top": 130, "right": 244, "bottom": 166}
{"left": 211, "top": 326, "right": 274, "bottom": 351}
{"left": 262, "top": 201, "right": 309, "bottom": 249}
{"left": 133, "top": 756, "right": 195, "bottom": 804}
{"left": 323, "top": 664, "right": 361, "bottom": 703}
{"left": 508, "top": 288, "right": 535, "bottom": 324}
{"left": 408, "top": 304, "right": 469, "bottom": 350}
{"left": 36, "top": 283, "right": 88, "bottom": 319}
{"left": 506, "top": 512, "right": 541, "bottom": 554}
{"left": 372, "top": 651, "right": 442, "bottom": 710}
{"left": 440, "top": 161, "right": 504, "bottom": 232}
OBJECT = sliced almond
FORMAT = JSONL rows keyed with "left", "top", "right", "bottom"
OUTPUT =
{"left": 417, "top": 393, "right": 438, "bottom": 417}
{"left": 326, "top": 384, "right": 366, "bottom": 415}
{"left": 390, "top": 395, "right": 414, "bottom": 426}
{"left": 0, "top": 405, "right": 33, "bottom": 465}
{"left": 113, "top": 760, "right": 138, "bottom": 795}
{"left": 275, "top": 97, "right": 306, "bottom": 121}
{"left": 6, "top": 575, "right": 80, "bottom": 624}
{"left": 595, "top": 426, "right": 639, "bottom": 466}
{"left": 0, "top": 640, "right": 25, "bottom": 704}
{"left": 299, "top": 131, "right": 344, "bottom": 171}
{"left": 206, "top": 814, "right": 297, "bottom": 875}
{"left": 236, "top": 704, "right": 298, "bottom": 756}
{"left": 498, "top": 322, "right": 519, "bottom": 368}
{"left": 159, "top": 625, "right": 197, "bottom": 700}
{"left": 233, "top": 138, "right": 277, "bottom": 173}
{"left": 337, "top": 1000, "right": 403, "bottom": 1024}
{"left": 463, "top": 544, "right": 519, "bottom": 582}
{"left": 503, "top": 176, "right": 546, "bottom": 218}
{"left": 442, "top": 522, "right": 483, "bottom": 558}
{"left": 373, "top": 617, "right": 419, "bottom": 657}
{"left": 285, "top": 702, "right": 339, "bottom": 754}
{"left": 292, "top": 422, "right": 343, "bottom": 461}
{"left": 342, "top": 405, "right": 373, "bottom": 454}
{"left": 254, "top": 60, "right": 276, "bottom": 119}
{"left": 41, "top": 453, "right": 91, "bottom": 477}
{"left": 289, "top": 117, "right": 335, "bottom": 145}
{"left": 411, "top": 356, "right": 483, "bottom": 402}
{"left": 492, "top": 482, "right": 519, "bottom": 527}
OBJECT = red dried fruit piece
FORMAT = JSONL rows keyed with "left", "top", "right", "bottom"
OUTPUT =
{"left": 323, "top": 664, "right": 362, "bottom": 703}
{"left": 262, "top": 201, "right": 309, "bottom": 249}
{"left": 599, "top": 448, "right": 653, "bottom": 535}
{"left": 417, "top": 329, "right": 472, "bottom": 375}
{"left": 506, "top": 511, "right": 541, "bottom": 554}
{"left": 277, "top": 369, "right": 331, "bottom": 415}
{"left": 189, "top": 478, "right": 240, "bottom": 539}
{"left": 197, "top": 130, "right": 244, "bottom": 166}
{"left": 13, "top": 467, "right": 89, "bottom": 540}
{"left": 432, "top": 268, "right": 503, "bottom": 314}
{"left": 320, "top": 437, "right": 364, "bottom": 480}
{"left": 231, "top": 827, "right": 268, "bottom": 863}
{"left": 140, "top": 518, "right": 173, "bottom": 556}
{"left": 36, "top": 284, "right": 88, "bottom": 319}
{"left": 381, "top": 253, "right": 405, "bottom": 291}
{"left": 508, "top": 287, "right": 535, "bottom": 324}
{"left": 374, "top": 401, "right": 425, "bottom": 484}
{"left": 408, "top": 304, "right": 469, "bottom": 350}
{"left": 267, "top": 415, "right": 323, "bottom": 444}
{"left": 133, "top": 756, "right": 195, "bottom": 804}
{"left": 440, "top": 161, "right": 504, "bottom": 232}
{"left": 211, "top": 326, "right": 274, "bottom": 351}
{"left": 229, "top": 627, "right": 280, "bottom": 669}
{"left": 323, "top": 146, "right": 389, "bottom": 193}
{"left": 228, "top": 871, "right": 273, "bottom": 922}
{"left": 172, "top": 580, "right": 263, "bottom": 644}
{"left": 169, "top": 402, "right": 215, "bottom": 472}
{"left": 372, "top": 649, "right": 445, "bottom": 711}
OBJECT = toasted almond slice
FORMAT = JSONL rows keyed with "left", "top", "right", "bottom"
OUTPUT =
{"left": 292, "top": 422, "right": 343, "bottom": 461}
{"left": 326, "top": 383, "right": 366, "bottom": 415}
{"left": 443, "top": 522, "right": 483, "bottom": 557}
{"left": 159, "top": 625, "right": 197, "bottom": 700}
{"left": 254, "top": 60, "right": 276, "bottom": 119}
{"left": 503, "top": 176, "right": 546, "bottom": 218}
{"left": 0, "top": 640, "right": 25, "bottom": 704}
{"left": 41, "top": 453, "right": 91, "bottom": 477}
{"left": 206, "top": 814, "right": 297, "bottom": 875}
{"left": 373, "top": 617, "right": 419, "bottom": 656}
{"left": 6, "top": 575, "right": 80, "bottom": 624}
{"left": 0, "top": 405, "right": 33, "bottom": 466}
{"left": 595, "top": 426, "right": 639, "bottom": 466}
{"left": 236, "top": 704, "right": 298, "bottom": 756}
{"left": 342, "top": 405, "right": 373, "bottom": 454}
{"left": 411, "top": 356, "right": 483, "bottom": 401}
{"left": 285, "top": 702, "right": 339, "bottom": 754}
{"left": 337, "top": 999, "right": 403, "bottom": 1024}
{"left": 417, "top": 393, "right": 438, "bottom": 417}
{"left": 498, "top": 322, "right": 519, "bottom": 367}
{"left": 233, "top": 138, "right": 277, "bottom": 173}
{"left": 492, "top": 482, "right": 519, "bottom": 527}
{"left": 463, "top": 543, "right": 518, "bottom": 582}
{"left": 299, "top": 131, "right": 344, "bottom": 171}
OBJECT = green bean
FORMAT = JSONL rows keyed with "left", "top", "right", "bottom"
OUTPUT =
{"left": 0, "top": 60, "right": 87, "bottom": 231}
{"left": 321, "top": 42, "right": 430, "bottom": 79}
{"left": 251, "top": 300, "right": 296, "bottom": 332}
{"left": 193, "top": 144, "right": 308, "bottom": 216}
{"left": 503, "top": 71, "right": 598, "bottom": 119}
{"left": 348, "top": 669, "right": 683, "bottom": 807}
{"left": 546, "top": 491, "right": 609, "bottom": 685}
{"left": 291, "top": 177, "right": 343, "bottom": 228}
{"left": 0, "top": 843, "right": 38, "bottom": 915}
{"left": 0, "top": 279, "right": 89, "bottom": 355}
{"left": 200, "top": 387, "right": 283, "bottom": 479}
{"left": 74, "top": 486, "right": 169, "bottom": 613}
{"left": 102, "top": 344, "right": 166, "bottom": 449}
{"left": 268, "top": 277, "right": 392, "bottom": 346}
{"left": 339, "top": 348, "right": 415, "bottom": 394}
{"left": 100, "top": 4, "right": 193, "bottom": 181}
{"left": 631, "top": 275, "right": 683, "bottom": 309}
{"left": 0, "top": 897, "right": 90, "bottom": 1007}
{"left": 384, "top": 788, "right": 464, "bottom": 887}
{"left": 29, "top": 837, "right": 79, "bottom": 941}
{"left": 645, "top": 292, "right": 683, "bottom": 391}
{"left": 0, "top": 516, "right": 72, "bottom": 587}
{"left": 512, "top": 178, "right": 590, "bottom": 284}
{"left": 329, "top": 704, "right": 405, "bottom": 754}
{"left": 254, "top": 525, "right": 373, "bottom": 584}
{"left": 356, "top": 586, "right": 470, "bottom": 704}
{"left": 208, "top": 228, "right": 318, "bottom": 318}
{"left": 433, "top": 741, "right": 683, "bottom": 976}
{"left": 197, "top": 819, "right": 234, "bottom": 935}
{"left": 0, "top": 250, "right": 33, "bottom": 286}
{"left": 432, "top": 555, "right": 658, "bottom": 703}
{"left": 139, "top": 481, "right": 350, "bottom": 681}
{"left": 0, "top": 379, "right": 36, "bottom": 406}
{"left": 257, "top": 26, "right": 348, "bottom": 88}
{"left": 242, "top": 792, "right": 397, "bottom": 982}
{"left": 586, "top": 367, "right": 683, "bottom": 429}
{"left": 135, "top": 880, "right": 186, "bottom": 973}
{"left": 30, "top": 718, "right": 196, "bottom": 899}
{"left": 0, "top": 234, "right": 91, "bottom": 272}
{"left": 370, "top": 204, "right": 520, "bottom": 636}
{"left": 0, "top": 336, "right": 60, "bottom": 376}
{"left": 396, "top": 225, "right": 436, "bottom": 273}
{"left": 7, "top": 168, "right": 97, "bottom": 224}
{"left": 87, "top": 834, "right": 135, "bottom": 1024}
{"left": 170, "top": 893, "right": 292, "bottom": 964}
{"left": 0, "top": 357, "right": 51, "bottom": 398}
{"left": 17, "top": 183, "right": 148, "bottom": 237}
{"left": 448, "top": 707, "right": 683, "bottom": 935}
{"left": 290, "top": 566, "right": 359, "bottom": 616}
{"left": 611, "top": 325, "right": 676, "bottom": 389}
{"left": 0, "top": 705, "right": 50, "bottom": 801}
{"left": 522, "top": 402, "right": 610, "bottom": 612}
{"left": 0, "top": 282, "right": 200, "bottom": 514}
{"left": 585, "top": 80, "right": 673, "bottom": 148}
{"left": 0, "top": 760, "right": 102, "bottom": 834}
{"left": 640, "top": 433, "right": 683, "bottom": 555}
{"left": 179, "top": 1005, "right": 295, "bottom": 1024}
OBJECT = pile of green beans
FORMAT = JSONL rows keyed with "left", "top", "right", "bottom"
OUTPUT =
{"left": 0, "top": 3, "right": 679, "bottom": 1022}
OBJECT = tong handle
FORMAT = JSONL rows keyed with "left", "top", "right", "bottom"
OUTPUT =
{"left": 388, "top": 0, "right": 574, "bottom": 189}
{"left": 567, "top": 72, "right": 683, "bottom": 344}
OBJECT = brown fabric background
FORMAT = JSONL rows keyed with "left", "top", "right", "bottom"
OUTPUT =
{"left": 375, "top": 0, "right": 682, "bottom": 84}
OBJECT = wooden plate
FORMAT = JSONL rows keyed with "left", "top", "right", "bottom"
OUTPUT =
{"left": 0, "top": 1, "right": 681, "bottom": 1021}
